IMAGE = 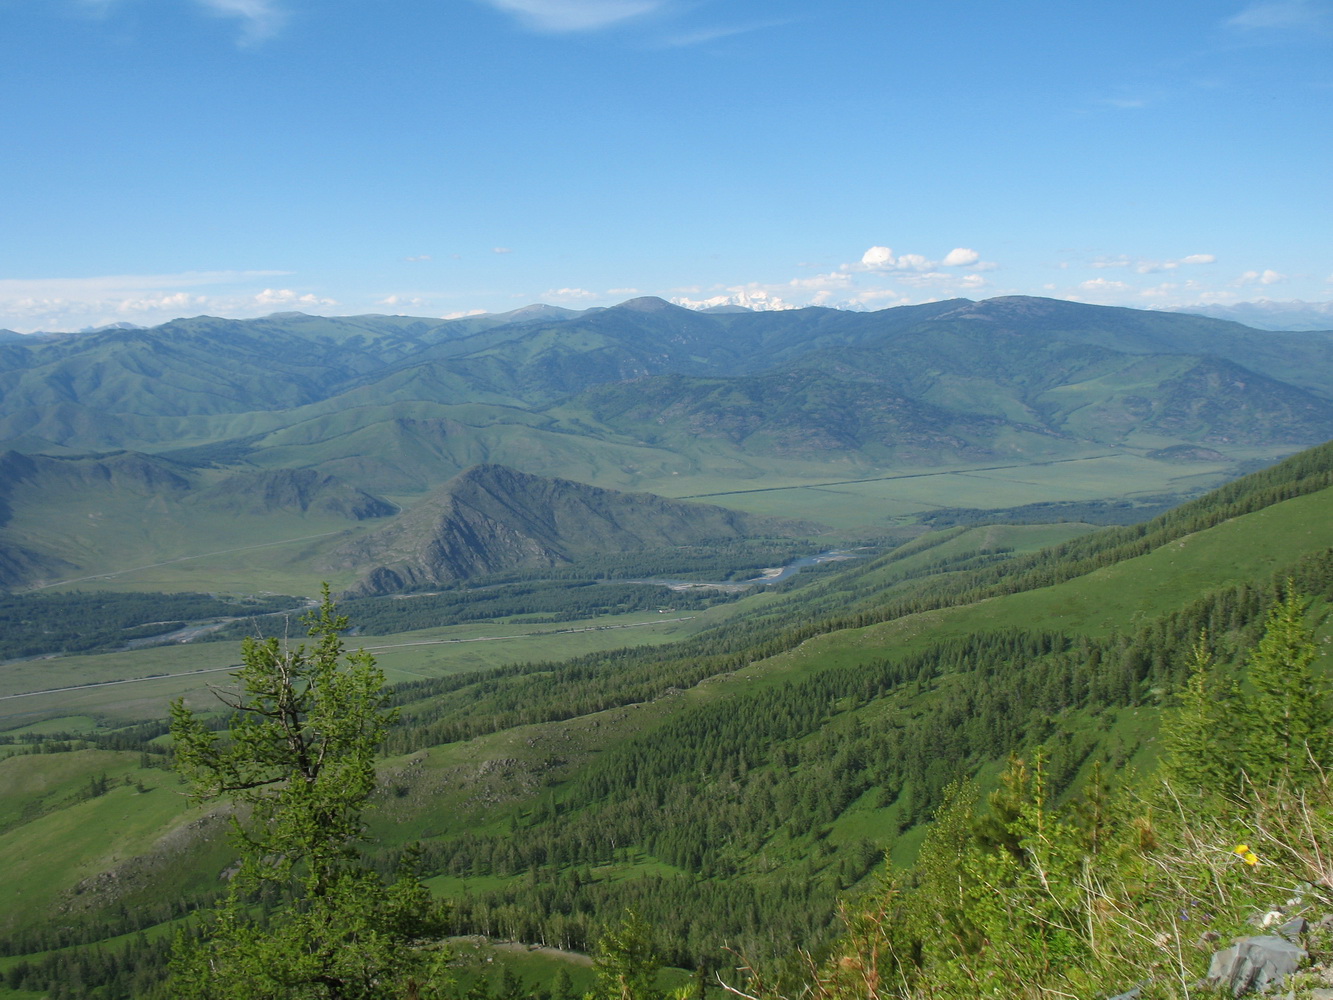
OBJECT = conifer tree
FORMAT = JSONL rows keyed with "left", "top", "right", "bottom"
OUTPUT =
{"left": 167, "top": 586, "right": 448, "bottom": 999}
{"left": 587, "top": 911, "right": 661, "bottom": 1000}
{"left": 1159, "top": 631, "right": 1236, "bottom": 798}
{"left": 1243, "top": 587, "right": 1329, "bottom": 780}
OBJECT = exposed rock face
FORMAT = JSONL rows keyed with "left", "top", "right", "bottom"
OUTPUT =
{"left": 328, "top": 463, "right": 817, "bottom": 596}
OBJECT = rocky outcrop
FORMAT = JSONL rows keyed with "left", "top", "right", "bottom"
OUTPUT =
{"left": 328, "top": 463, "right": 817, "bottom": 596}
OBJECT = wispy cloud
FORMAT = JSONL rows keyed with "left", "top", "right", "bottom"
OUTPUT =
{"left": 193, "top": 0, "right": 288, "bottom": 43}
{"left": 74, "top": 0, "right": 289, "bottom": 42}
{"left": 475, "top": 0, "right": 665, "bottom": 33}
{"left": 1089, "top": 253, "right": 1216, "bottom": 274}
{"left": 541, "top": 287, "right": 601, "bottom": 302}
{"left": 0, "top": 270, "right": 338, "bottom": 332}
{"left": 849, "top": 245, "right": 995, "bottom": 275}
{"left": 1100, "top": 96, "right": 1151, "bottom": 110}
{"left": 659, "top": 18, "right": 791, "bottom": 47}
{"left": 1227, "top": 0, "right": 1331, "bottom": 32}
{"left": 1234, "top": 267, "right": 1288, "bottom": 286}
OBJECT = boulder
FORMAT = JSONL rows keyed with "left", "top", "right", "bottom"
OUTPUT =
{"left": 1206, "top": 936, "right": 1307, "bottom": 995}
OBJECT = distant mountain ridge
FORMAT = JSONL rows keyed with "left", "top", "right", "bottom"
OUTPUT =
{"left": 2, "top": 296, "right": 1330, "bottom": 487}
{"left": 4, "top": 296, "right": 1333, "bottom": 591}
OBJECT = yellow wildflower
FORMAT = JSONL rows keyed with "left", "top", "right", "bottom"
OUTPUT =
{"left": 1233, "top": 844, "right": 1260, "bottom": 866}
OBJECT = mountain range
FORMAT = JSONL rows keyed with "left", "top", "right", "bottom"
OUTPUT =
{"left": 3, "top": 294, "right": 1333, "bottom": 592}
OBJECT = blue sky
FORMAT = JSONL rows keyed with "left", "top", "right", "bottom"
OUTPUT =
{"left": 1, "top": 0, "right": 1330, "bottom": 331}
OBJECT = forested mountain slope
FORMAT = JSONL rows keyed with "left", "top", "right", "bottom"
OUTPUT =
{"left": 2, "top": 297, "right": 1331, "bottom": 486}
{"left": 6, "top": 439, "right": 1333, "bottom": 998}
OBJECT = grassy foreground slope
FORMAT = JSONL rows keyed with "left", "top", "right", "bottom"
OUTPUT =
{"left": 3, "top": 441, "right": 1333, "bottom": 996}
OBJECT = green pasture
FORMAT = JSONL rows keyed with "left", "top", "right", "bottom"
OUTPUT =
{"left": 361, "top": 609, "right": 721, "bottom": 681}
{"left": 666, "top": 451, "right": 1244, "bottom": 529}
{"left": 0, "top": 604, "right": 731, "bottom": 731}
{"left": 0, "top": 749, "right": 209, "bottom": 934}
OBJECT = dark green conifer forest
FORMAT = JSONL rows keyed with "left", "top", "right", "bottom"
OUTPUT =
{"left": 5, "top": 442, "right": 1333, "bottom": 999}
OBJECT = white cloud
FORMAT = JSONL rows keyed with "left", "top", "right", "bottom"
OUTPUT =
{"left": 860, "top": 246, "right": 896, "bottom": 269}
{"left": 787, "top": 272, "right": 853, "bottom": 292}
{"left": 193, "top": 0, "right": 288, "bottom": 43}
{"left": 475, "top": 0, "right": 663, "bottom": 33}
{"left": 542, "top": 287, "right": 601, "bottom": 302}
{"left": 843, "top": 288, "right": 913, "bottom": 309}
{"left": 607, "top": 287, "right": 641, "bottom": 295}
{"left": 0, "top": 270, "right": 340, "bottom": 332}
{"left": 492, "top": 247, "right": 514, "bottom": 254}
{"left": 851, "top": 244, "right": 995, "bottom": 276}
{"left": 377, "top": 294, "right": 429, "bottom": 309}
{"left": 1137, "top": 282, "right": 1181, "bottom": 300}
{"left": 254, "top": 288, "right": 338, "bottom": 308}
{"left": 1080, "top": 278, "right": 1131, "bottom": 292}
{"left": 1180, "top": 253, "right": 1217, "bottom": 265}
{"left": 403, "top": 255, "right": 433, "bottom": 263}
{"left": 942, "top": 248, "right": 981, "bottom": 267}
{"left": 1235, "top": 268, "right": 1288, "bottom": 286}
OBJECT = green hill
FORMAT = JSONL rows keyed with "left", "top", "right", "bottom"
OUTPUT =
{"left": 5, "top": 440, "right": 1333, "bottom": 997}
{"left": 3, "top": 296, "right": 1331, "bottom": 487}
{"left": 325, "top": 463, "right": 821, "bottom": 596}
{"left": 4, "top": 296, "right": 1332, "bottom": 595}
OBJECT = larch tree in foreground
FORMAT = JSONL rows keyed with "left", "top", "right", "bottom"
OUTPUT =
{"left": 168, "top": 585, "right": 448, "bottom": 1000}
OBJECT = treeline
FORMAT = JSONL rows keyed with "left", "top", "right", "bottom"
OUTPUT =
{"left": 217, "top": 582, "right": 725, "bottom": 639}
{"left": 0, "top": 718, "right": 173, "bottom": 752}
{"left": 379, "top": 552, "right": 1333, "bottom": 967}
{"left": 3, "top": 932, "right": 172, "bottom": 1000}
{"left": 917, "top": 496, "right": 1183, "bottom": 528}
{"left": 458, "top": 538, "right": 822, "bottom": 586}
{"left": 0, "top": 590, "right": 302, "bottom": 659}
{"left": 438, "top": 866, "right": 874, "bottom": 971}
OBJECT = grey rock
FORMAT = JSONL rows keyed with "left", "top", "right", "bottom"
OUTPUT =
{"left": 1104, "top": 987, "right": 1142, "bottom": 1000}
{"left": 1278, "top": 917, "right": 1309, "bottom": 941}
{"left": 1207, "top": 936, "right": 1307, "bottom": 995}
